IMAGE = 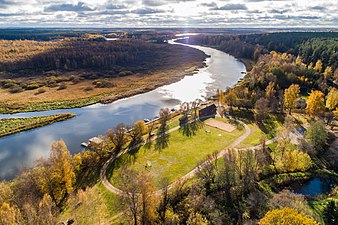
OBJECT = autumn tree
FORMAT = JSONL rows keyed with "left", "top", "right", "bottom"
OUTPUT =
{"left": 306, "top": 120, "right": 328, "bottom": 153}
{"left": 225, "top": 90, "right": 238, "bottom": 113}
{"left": 306, "top": 90, "right": 325, "bottom": 117}
{"left": 269, "top": 190, "right": 313, "bottom": 216}
{"left": 120, "top": 168, "right": 157, "bottom": 225}
{"left": 265, "top": 81, "right": 277, "bottom": 111}
{"left": 36, "top": 140, "right": 75, "bottom": 209}
{"left": 0, "top": 203, "right": 23, "bottom": 225}
{"left": 326, "top": 88, "right": 338, "bottom": 111}
{"left": 283, "top": 84, "right": 300, "bottom": 114}
{"left": 106, "top": 123, "right": 129, "bottom": 155}
{"left": 323, "top": 66, "right": 333, "bottom": 80}
{"left": 314, "top": 59, "right": 323, "bottom": 72}
{"left": 255, "top": 97, "right": 269, "bottom": 122}
{"left": 259, "top": 208, "right": 319, "bottom": 225}
{"left": 129, "top": 120, "right": 147, "bottom": 150}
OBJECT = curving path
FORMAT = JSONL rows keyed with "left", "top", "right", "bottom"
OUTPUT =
{"left": 100, "top": 119, "right": 251, "bottom": 196}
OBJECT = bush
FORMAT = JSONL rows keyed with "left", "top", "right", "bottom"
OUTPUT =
{"left": 94, "top": 80, "right": 114, "bottom": 88}
{"left": 9, "top": 85, "right": 23, "bottom": 93}
{"left": 25, "top": 83, "right": 40, "bottom": 90}
{"left": 118, "top": 71, "right": 133, "bottom": 77}
{"left": 57, "top": 83, "right": 67, "bottom": 90}
{"left": 35, "top": 88, "right": 46, "bottom": 95}
{"left": 3, "top": 82, "right": 15, "bottom": 89}
{"left": 83, "top": 86, "right": 93, "bottom": 92}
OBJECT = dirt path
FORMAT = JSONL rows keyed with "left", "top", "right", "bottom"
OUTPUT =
{"left": 100, "top": 119, "right": 251, "bottom": 196}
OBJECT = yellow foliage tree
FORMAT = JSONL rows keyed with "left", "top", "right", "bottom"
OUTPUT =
{"left": 314, "top": 60, "right": 323, "bottom": 72}
{"left": 326, "top": 88, "right": 338, "bottom": 111}
{"left": 306, "top": 90, "right": 325, "bottom": 117}
{"left": 0, "top": 203, "right": 23, "bottom": 225}
{"left": 323, "top": 66, "right": 333, "bottom": 80}
{"left": 36, "top": 140, "right": 75, "bottom": 208}
{"left": 284, "top": 84, "right": 300, "bottom": 114}
{"left": 259, "top": 208, "right": 319, "bottom": 225}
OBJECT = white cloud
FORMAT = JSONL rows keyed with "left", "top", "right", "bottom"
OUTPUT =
{"left": 0, "top": 0, "right": 336, "bottom": 27}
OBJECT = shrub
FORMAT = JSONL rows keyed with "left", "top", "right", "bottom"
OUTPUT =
{"left": 83, "top": 86, "right": 94, "bottom": 92}
{"left": 36, "top": 88, "right": 46, "bottom": 95}
{"left": 9, "top": 85, "right": 24, "bottom": 93}
{"left": 3, "top": 82, "right": 15, "bottom": 89}
{"left": 57, "top": 83, "right": 67, "bottom": 90}
{"left": 118, "top": 71, "right": 133, "bottom": 77}
{"left": 25, "top": 83, "right": 40, "bottom": 90}
{"left": 94, "top": 80, "right": 114, "bottom": 88}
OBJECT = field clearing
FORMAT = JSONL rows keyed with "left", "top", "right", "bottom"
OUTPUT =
{"left": 109, "top": 123, "right": 245, "bottom": 188}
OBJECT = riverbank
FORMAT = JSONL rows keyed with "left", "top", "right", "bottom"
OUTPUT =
{"left": 0, "top": 113, "right": 76, "bottom": 137}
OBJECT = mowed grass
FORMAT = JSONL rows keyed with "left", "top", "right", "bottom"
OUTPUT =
{"left": 237, "top": 123, "right": 265, "bottom": 148}
{"left": 110, "top": 123, "right": 245, "bottom": 188}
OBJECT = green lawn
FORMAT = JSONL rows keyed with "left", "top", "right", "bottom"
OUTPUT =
{"left": 110, "top": 122, "right": 245, "bottom": 188}
{"left": 237, "top": 123, "right": 265, "bottom": 148}
{"left": 237, "top": 114, "right": 284, "bottom": 148}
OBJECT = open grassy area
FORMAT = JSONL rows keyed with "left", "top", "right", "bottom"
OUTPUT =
{"left": 237, "top": 114, "right": 284, "bottom": 148}
{"left": 237, "top": 123, "right": 265, "bottom": 148}
{"left": 110, "top": 122, "right": 245, "bottom": 188}
{"left": 0, "top": 113, "right": 76, "bottom": 137}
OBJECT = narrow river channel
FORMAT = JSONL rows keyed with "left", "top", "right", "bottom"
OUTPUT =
{"left": 0, "top": 38, "right": 246, "bottom": 180}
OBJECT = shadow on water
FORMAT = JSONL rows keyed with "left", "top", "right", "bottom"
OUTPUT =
{"left": 291, "top": 177, "right": 335, "bottom": 197}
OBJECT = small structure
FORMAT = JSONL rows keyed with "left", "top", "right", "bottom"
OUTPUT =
{"left": 81, "top": 137, "right": 104, "bottom": 148}
{"left": 199, "top": 104, "right": 217, "bottom": 119}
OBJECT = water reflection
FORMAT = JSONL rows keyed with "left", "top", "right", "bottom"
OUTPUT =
{"left": 0, "top": 41, "right": 245, "bottom": 180}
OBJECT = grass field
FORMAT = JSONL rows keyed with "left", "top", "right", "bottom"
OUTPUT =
{"left": 0, "top": 113, "right": 76, "bottom": 137}
{"left": 109, "top": 122, "right": 245, "bottom": 188}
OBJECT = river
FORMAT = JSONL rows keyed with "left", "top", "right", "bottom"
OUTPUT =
{"left": 0, "top": 38, "right": 246, "bottom": 180}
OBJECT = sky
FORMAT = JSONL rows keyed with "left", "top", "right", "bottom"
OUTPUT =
{"left": 0, "top": 0, "right": 337, "bottom": 28}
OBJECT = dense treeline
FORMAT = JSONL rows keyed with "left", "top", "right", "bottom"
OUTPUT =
{"left": 0, "top": 39, "right": 164, "bottom": 72}
{"left": 299, "top": 38, "right": 338, "bottom": 70}
{"left": 179, "top": 32, "right": 338, "bottom": 69}
{"left": 242, "top": 32, "right": 338, "bottom": 53}
{"left": 178, "top": 35, "right": 265, "bottom": 61}
{"left": 0, "top": 29, "right": 84, "bottom": 41}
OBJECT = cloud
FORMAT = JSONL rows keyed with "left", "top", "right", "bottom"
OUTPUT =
{"left": 309, "top": 5, "right": 326, "bottom": 11}
{"left": 200, "top": 2, "right": 218, "bottom": 8}
{"left": 212, "top": 3, "right": 247, "bottom": 10}
{"left": 131, "top": 8, "right": 165, "bottom": 14}
{"left": 0, "top": 0, "right": 15, "bottom": 8}
{"left": 0, "top": 0, "right": 336, "bottom": 27}
{"left": 268, "top": 9, "right": 289, "bottom": 14}
{"left": 45, "top": 2, "right": 94, "bottom": 12}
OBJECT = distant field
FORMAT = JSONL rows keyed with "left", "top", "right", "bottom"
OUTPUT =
{"left": 109, "top": 122, "right": 245, "bottom": 188}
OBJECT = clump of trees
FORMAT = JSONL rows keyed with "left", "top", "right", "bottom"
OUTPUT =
{"left": 259, "top": 208, "right": 319, "bottom": 225}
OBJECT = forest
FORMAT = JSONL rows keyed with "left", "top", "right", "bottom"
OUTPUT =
{"left": 178, "top": 32, "right": 338, "bottom": 70}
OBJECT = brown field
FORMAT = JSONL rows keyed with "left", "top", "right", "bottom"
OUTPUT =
{"left": 0, "top": 62, "right": 203, "bottom": 113}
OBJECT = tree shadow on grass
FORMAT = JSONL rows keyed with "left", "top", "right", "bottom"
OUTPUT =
{"left": 179, "top": 120, "right": 204, "bottom": 137}
{"left": 155, "top": 133, "right": 170, "bottom": 151}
